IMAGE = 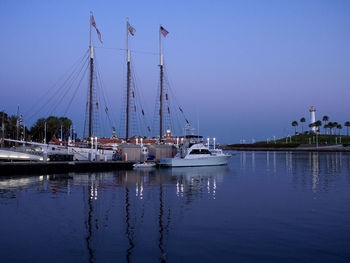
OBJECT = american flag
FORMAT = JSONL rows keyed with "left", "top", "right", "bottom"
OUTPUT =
{"left": 160, "top": 26, "right": 169, "bottom": 37}
{"left": 91, "top": 14, "right": 103, "bottom": 43}
{"left": 128, "top": 22, "right": 136, "bottom": 36}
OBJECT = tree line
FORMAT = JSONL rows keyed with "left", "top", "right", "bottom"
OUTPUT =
{"left": 1, "top": 111, "right": 72, "bottom": 143}
{"left": 291, "top": 115, "right": 350, "bottom": 136}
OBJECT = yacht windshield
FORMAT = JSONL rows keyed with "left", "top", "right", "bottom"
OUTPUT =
{"left": 189, "top": 149, "right": 211, "bottom": 155}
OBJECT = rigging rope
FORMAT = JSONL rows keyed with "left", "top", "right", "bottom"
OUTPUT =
{"left": 47, "top": 56, "right": 90, "bottom": 116}
{"left": 94, "top": 54, "right": 117, "bottom": 134}
{"left": 63, "top": 59, "right": 90, "bottom": 116}
{"left": 26, "top": 50, "right": 89, "bottom": 122}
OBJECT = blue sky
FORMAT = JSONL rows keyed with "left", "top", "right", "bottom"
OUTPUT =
{"left": 1, "top": 0, "right": 349, "bottom": 143}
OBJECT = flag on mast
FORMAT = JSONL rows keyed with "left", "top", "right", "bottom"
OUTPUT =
{"left": 127, "top": 22, "right": 136, "bottom": 36}
{"left": 91, "top": 14, "right": 103, "bottom": 43}
{"left": 160, "top": 26, "right": 169, "bottom": 37}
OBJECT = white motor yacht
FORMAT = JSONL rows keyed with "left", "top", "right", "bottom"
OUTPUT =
{"left": 158, "top": 142, "right": 231, "bottom": 167}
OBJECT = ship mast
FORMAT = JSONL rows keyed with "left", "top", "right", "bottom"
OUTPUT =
{"left": 159, "top": 25, "right": 164, "bottom": 140}
{"left": 126, "top": 18, "right": 131, "bottom": 140}
{"left": 89, "top": 12, "right": 94, "bottom": 139}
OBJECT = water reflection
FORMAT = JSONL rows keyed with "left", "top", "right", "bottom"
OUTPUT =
{"left": 86, "top": 184, "right": 94, "bottom": 263}
{"left": 1, "top": 153, "right": 350, "bottom": 262}
{"left": 251, "top": 151, "right": 255, "bottom": 172}
{"left": 311, "top": 152, "right": 319, "bottom": 195}
{"left": 266, "top": 151, "right": 270, "bottom": 170}
{"left": 125, "top": 185, "right": 134, "bottom": 263}
{"left": 265, "top": 151, "right": 277, "bottom": 174}
{"left": 239, "top": 151, "right": 350, "bottom": 195}
{"left": 0, "top": 166, "right": 228, "bottom": 262}
{"left": 240, "top": 151, "right": 246, "bottom": 169}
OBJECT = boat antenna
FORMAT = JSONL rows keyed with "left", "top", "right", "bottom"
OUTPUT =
{"left": 16, "top": 105, "right": 20, "bottom": 141}
{"left": 197, "top": 108, "right": 200, "bottom": 140}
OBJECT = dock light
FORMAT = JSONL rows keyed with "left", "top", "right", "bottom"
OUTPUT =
{"left": 213, "top": 138, "right": 216, "bottom": 150}
{"left": 207, "top": 137, "right": 209, "bottom": 147}
{"left": 90, "top": 137, "right": 94, "bottom": 157}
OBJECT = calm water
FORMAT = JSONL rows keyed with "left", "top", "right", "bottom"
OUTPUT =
{"left": 1, "top": 151, "right": 350, "bottom": 263}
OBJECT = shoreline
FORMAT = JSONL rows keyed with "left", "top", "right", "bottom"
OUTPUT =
{"left": 221, "top": 145, "right": 350, "bottom": 152}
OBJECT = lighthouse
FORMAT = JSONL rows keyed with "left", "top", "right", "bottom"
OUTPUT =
{"left": 310, "top": 106, "right": 316, "bottom": 133}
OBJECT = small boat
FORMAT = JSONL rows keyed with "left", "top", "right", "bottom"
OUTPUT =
{"left": 158, "top": 142, "right": 231, "bottom": 167}
{"left": 133, "top": 162, "right": 156, "bottom": 168}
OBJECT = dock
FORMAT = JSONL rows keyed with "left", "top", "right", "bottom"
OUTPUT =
{"left": 0, "top": 161, "right": 135, "bottom": 176}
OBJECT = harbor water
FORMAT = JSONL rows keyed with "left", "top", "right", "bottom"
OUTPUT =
{"left": 1, "top": 151, "right": 350, "bottom": 262}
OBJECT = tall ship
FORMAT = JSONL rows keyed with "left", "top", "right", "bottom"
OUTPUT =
{"left": 1, "top": 13, "right": 229, "bottom": 164}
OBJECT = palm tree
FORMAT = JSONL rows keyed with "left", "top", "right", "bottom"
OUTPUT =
{"left": 315, "top": 120, "right": 322, "bottom": 133}
{"left": 324, "top": 124, "right": 329, "bottom": 132}
{"left": 345, "top": 121, "right": 350, "bottom": 136}
{"left": 333, "top": 122, "right": 339, "bottom": 135}
{"left": 322, "top": 115, "right": 329, "bottom": 123}
{"left": 300, "top": 117, "right": 306, "bottom": 133}
{"left": 328, "top": 122, "right": 334, "bottom": 135}
{"left": 324, "top": 124, "right": 329, "bottom": 143}
{"left": 292, "top": 121, "right": 298, "bottom": 134}
{"left": 323, "top": 116, "right": 329, "bottom": 134}
{"left": 337, "top": 124, "right": 342, "bottom": 135}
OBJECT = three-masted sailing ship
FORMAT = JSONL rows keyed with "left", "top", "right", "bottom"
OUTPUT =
{"left": 4, "top": 12, "right": 193, "bottom": 161}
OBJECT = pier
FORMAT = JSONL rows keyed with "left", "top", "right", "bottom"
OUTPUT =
{"left": 0, "top": 160, "right": 135, "bottom": 176}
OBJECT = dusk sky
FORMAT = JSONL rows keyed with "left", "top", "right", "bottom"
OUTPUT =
{"left": 1, "top": 0, "right": 349, "bottom": 143}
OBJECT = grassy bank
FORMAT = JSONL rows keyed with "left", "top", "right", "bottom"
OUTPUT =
{"left": 268, "top": 134, "right": 350, "bottom": 146}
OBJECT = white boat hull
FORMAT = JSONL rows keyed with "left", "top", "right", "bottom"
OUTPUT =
{"left": 69, "top": 147, "right": 114, "bottom": 161}
{"left": 158, "top": 154, "right": 231, "bottom": 167}
{"left": 0, "top": 149, "right": 43, "bottom": 162}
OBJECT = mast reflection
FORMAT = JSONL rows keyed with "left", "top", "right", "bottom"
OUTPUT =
{"left": 158, "top": 182, "right": 166, "bottom": 262}
{"left": 86, "top": 183, "right": 94, "bottom": 263}
{"left": 125, "top": 181, "right": 134, "bottom": 263}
